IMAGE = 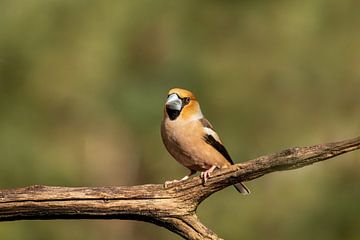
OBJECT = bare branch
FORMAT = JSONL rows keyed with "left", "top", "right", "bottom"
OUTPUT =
{"left": 0, "top": 136, "right": 359, "bottom": 240}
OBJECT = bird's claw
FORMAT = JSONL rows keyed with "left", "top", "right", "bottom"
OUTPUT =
{"left": 200, "top": 165, "right": 217, "bottom": 184}
{"left": 164, "top": 170, "right": 196, "bottom": 188}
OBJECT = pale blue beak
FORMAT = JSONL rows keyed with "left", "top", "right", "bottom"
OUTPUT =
{"left": 166, "top": 93, "right": 182, "bottom": 111}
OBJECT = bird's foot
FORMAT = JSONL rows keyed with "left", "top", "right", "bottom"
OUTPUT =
{"left": 164, "top": 170, "right": 196, "bottom": 188}
{"left": 200, "top": 165, "right": 218, "bottom": 184}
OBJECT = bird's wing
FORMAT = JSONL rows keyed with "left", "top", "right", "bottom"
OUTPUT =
{"left": 199, "top": 118, "right": 214, "bottom": 130}
{"left": 199, "top": 118, "right": 234, "bottom": 165}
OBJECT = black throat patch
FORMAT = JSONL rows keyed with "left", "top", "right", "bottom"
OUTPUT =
{"left": 166, "top": 108, "right": 181, "bottom": 120}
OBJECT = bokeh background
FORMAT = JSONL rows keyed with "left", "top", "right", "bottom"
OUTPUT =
{"left": 1, "top": 0, "right": 360, "bottom": 239}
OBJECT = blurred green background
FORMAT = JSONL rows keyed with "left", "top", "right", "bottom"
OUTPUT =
{"left": 1, "top": 0, "right": 360, "bottom": 239}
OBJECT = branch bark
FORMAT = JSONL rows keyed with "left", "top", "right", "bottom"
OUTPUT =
{"left": 1, "top": 136, "right": 359, "bottom": 240}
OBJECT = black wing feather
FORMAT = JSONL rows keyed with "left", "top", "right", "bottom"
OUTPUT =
{"left": 203, "top": 134, "right": 234, "bottom": 165}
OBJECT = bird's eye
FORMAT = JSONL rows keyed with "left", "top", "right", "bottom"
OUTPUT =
{"left": 183, "top": 97, "right": 190, "bottom": 104}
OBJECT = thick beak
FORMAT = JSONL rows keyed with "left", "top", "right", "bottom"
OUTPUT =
{"left": 165, "top": 93, "right": 182, "bottom": 111}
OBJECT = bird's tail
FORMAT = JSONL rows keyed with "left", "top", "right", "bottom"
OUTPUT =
{"left": 234, "top": 182, "right": 250, "bottom": 195}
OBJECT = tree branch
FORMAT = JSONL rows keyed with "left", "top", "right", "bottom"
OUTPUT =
{"left": 1, "top": 136, "right": 359, "bottom": 240}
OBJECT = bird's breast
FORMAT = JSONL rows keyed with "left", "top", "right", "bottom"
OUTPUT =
{"left": 161, "top": 119, "right": 216, "bottom": 171}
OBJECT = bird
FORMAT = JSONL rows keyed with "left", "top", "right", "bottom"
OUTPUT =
{"left": 161, "top": 87, "right": 250, "bottom": 195}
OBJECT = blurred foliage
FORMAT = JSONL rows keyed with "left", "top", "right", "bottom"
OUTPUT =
{"left": 1, "top": 0, "right": 360, "bottom": 239}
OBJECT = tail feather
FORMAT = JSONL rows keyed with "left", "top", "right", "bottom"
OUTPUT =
{"left": 234, "top": 182, "right": 250, "bottom": 195}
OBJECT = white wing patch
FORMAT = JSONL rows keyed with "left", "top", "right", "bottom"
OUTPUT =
{"left": 203, "top": 127, "right": 221, "bottom": 143}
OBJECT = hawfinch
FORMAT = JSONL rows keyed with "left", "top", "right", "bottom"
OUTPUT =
{"left": 161, "top": 88, "right": 250, "bottom": 195}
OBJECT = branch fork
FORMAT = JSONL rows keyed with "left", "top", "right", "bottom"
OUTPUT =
{"left": 1, "top": 136, "right": 359, "bottom": 240}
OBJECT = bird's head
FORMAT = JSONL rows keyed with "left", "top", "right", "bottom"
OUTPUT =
{"left": 164, "top": 88, "right": 203, "bottom": 121}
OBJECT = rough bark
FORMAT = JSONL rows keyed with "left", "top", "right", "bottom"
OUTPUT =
{"left": 1, "top": 136, "right": 359, "bottom": 240}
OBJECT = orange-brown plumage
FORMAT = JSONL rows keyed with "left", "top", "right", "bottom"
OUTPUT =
{"left": 161, "top": 87, "right": 250, "bottom": 195}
